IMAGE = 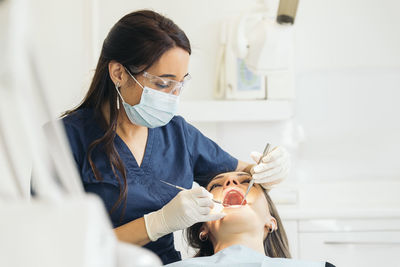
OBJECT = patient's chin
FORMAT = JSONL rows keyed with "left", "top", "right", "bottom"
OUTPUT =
{"left": 219, "top": 206, "right": 259, "bottom": 231}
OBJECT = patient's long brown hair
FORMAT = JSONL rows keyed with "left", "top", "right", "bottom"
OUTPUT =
{"left": 62, "top": 10, "right": 191, "bottom": 221}
{"left": 186, "top": 188, "right": 291, "bottom": 258}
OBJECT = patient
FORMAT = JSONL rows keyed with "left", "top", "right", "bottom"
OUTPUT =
{"left": 166, "top": 172, "right": 335, "bottom": 267}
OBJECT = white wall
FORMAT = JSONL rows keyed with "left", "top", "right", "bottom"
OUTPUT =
{"left": 293, "top": 0, "right": 400, "bottom": 181}
{"left": 295, "top": 69, "right": 400, "bottom": 181}
{"left": 294, "top": 0, "right": 400, "bottom": 71}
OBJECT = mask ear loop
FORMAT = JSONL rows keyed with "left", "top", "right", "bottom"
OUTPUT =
{"left": 124, "top": 67, "right": 144, "bottom": 89}
{"left": 115, "top": 67, "right": 144, "bottom": 110}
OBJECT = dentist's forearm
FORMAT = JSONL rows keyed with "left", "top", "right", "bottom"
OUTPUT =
{"left": 114, "top": 216, "right": 151, "bottom": 246}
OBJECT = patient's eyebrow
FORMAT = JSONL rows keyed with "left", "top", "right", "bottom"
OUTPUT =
{"left": 211, "top": 174, "right": 225, "bottom": 182}
{"left": 210, "top": 172, "right": 250, "bottom": 183}
{"left": 236, "top": 173, "right": 251, "bottom": 177}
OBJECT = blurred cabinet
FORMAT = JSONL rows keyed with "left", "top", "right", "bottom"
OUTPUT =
{"left": 300, "top": 231, "right": 400, "bottom": 267}
{"left": 284, "top": 218, "right": 400, "bottom": 266}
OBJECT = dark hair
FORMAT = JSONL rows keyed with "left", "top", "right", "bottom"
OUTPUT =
{"left": 186, "top": 188, "right": 291, "bottom": 258}
{"left": 62, "top": 10, "right": 191, "bottom": 220}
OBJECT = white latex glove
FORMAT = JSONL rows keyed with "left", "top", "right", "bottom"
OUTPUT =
{"left": 144, "top": 187, "right": 225, "bottom": 241}
{"left": 250, "top": 146, "right": 290, "bottom": 189}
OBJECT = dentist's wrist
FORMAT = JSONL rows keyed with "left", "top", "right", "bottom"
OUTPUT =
{"left": 235, "top": 160, "right": 255, "bottom": 174}
{"left": 244, "top": 163, "right": 256, "bottom": 174}
{"left": 144, "top": 209, "right": 170, "bottom": 242}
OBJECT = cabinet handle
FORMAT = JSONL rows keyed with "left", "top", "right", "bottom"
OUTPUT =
{"left": 324, "top": 241, "right": 400, "bottom": 245}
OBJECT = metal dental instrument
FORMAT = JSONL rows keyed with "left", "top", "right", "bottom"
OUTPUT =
{"left": 241, "top": 143, "right": 271, "bottom": 205}
{"left": 160, "top": 180, "right": 222, "bottom": 204}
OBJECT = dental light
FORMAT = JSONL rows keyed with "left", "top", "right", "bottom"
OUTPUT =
{"left": 235, "top": 0, "right": 298, "bottom": 75}
{"left": 215, "top": 0, "right": 299, "bottom": 100}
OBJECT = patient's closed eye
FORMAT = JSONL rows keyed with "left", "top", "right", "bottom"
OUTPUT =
{"left": 209, "top": 183, "right": 222, "bottom": 191}
{"left": 209, "top": 179, "right": 251, "bottom": 191}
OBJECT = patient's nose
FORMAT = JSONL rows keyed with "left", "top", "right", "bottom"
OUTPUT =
{"left": 223, "top": 176, "right": 240, "bottom": 189}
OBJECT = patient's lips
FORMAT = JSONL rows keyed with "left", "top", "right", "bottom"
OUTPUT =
{"left": 223, "top": 188, "right": 247, "bottom": 206}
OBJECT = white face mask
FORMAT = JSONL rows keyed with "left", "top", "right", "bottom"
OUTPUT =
{"left": 114, "top": 72, "right": 180, "bottom": 128}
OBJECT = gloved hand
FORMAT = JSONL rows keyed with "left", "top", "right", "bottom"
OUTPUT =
{"left": 250, "top": 146, "right": 290, "bottom": 190}
{"left": 144, "top": 187, "right": 225, "bottom": 241}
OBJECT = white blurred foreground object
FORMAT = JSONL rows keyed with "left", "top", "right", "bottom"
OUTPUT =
{"left": 0, "top": 0, "right": 161, "bottom": 266}
{"left": 0, "top": 195, "right": 116, "bottom": 266}
{"left": 116, "top": 240, "right": 163, "bottom": 267}
{"left": 0, "top": 195, "right": 162, "bottom": 267}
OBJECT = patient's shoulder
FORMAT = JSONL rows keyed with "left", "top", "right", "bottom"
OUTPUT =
{"left": 165, "top": 245, "right": 329, "bottom": 267}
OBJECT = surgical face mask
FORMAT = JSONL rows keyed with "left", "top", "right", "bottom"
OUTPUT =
{"left": 114, "top": 70, "right": 180, "bottom": 128}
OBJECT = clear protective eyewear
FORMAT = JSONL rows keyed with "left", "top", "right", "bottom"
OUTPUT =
{"left": 125, "top": 67, "right": 191, "bottom": 95}
{"left": 142, "top": 71, "right": 191, "bottom": 95}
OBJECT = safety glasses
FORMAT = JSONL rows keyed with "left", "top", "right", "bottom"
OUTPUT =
{"left": 142, "top": 71, "right": 191, "bottom": 95}
{"left": 125, "top": 67, "right": 191, "bottom": 95}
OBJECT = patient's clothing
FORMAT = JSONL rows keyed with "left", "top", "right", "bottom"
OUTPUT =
{"left": 165, "top": 245, "right": 330, "bottom": 267}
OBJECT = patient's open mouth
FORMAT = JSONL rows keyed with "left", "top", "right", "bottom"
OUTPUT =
{"left": 223, "top": 188, "right": 246, "bottom": 206}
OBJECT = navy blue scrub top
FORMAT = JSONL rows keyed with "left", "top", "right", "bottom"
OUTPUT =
{"left": 62, "top": 108, "right": 238, "bottom": 265}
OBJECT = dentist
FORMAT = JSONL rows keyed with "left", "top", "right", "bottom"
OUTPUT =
{"left": 62, "top": 10, "right": 290, "bottom": 265}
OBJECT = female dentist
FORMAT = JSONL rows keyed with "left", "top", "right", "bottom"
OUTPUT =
{"left": 62, "top": 10, "right": 290, "bottom": 265}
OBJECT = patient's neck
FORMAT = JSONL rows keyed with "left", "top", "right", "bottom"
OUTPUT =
{"left": 212, "top": 231, "right": 265, "bottom": 255}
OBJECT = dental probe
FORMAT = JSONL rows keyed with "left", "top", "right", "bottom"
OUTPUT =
{"left": 159, "top": 180, "right": 222, "bottom": 204}
{"left": 241, "top": 143, "right": 271, "bottom": 205}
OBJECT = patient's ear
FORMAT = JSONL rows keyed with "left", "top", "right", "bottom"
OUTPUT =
{"left": 264, "top": 217, "right": 277, "bottom": 239}
{"left": 200, "top": 224, "right": 209, "bottom": 234}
